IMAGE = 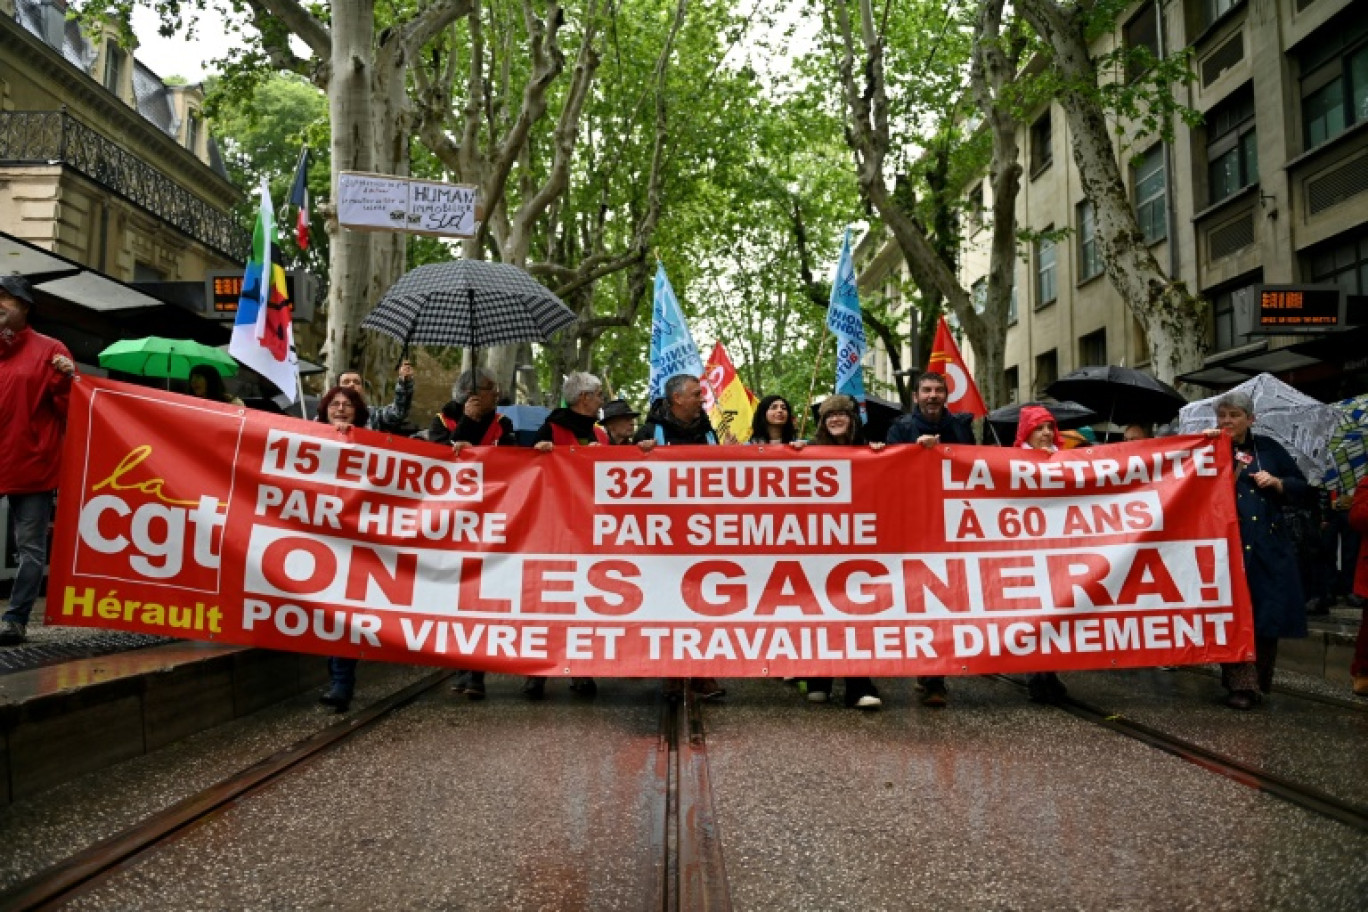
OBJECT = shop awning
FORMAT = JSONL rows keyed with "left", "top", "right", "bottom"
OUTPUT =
{"left": 1, "top": 231, "right": 173, "bottom": 311}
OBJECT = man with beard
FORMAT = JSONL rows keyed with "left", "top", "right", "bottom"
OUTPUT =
{"left": 886, "top": 371, "right": 976, "bottom": 707}
{"left": 324, "top": 361, "right": 414, "bottom": 432}
{"left": 634, "top": 374, "right": 723, "bottom": 700}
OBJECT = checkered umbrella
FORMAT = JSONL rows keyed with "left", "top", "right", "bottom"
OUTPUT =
{"left": 361, "top": 260, "right": 576, "bottom": 351}
{"left": 1322, "top": 393, "right": 1368, "bottom": 495}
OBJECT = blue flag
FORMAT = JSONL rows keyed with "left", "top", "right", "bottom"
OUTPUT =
{"left": 827, "top": 229, "right": 867, "bottom": 419}
{"left": 648, "top": 263, "right": 704, "bottom": 401}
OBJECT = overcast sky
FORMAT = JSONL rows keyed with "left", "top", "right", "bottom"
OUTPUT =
{"left": 131, "top": 4, "right": 241, "bottom": 83}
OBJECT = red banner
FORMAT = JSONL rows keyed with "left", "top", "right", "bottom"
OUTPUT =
{"left": 48, "top": 377, "right": 1254, "bottom": 677}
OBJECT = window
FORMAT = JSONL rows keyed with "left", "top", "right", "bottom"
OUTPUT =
{"left": 1008, "top": 281, "right": 1019, "bottom": 325}
{"left": 1078, "top": 329, "right": 1107, "bottom": 366}
{"left": 1211, "top": 286, "right": 1258, "bottom": 352}
{"left": 1036, "top": 230, "right": 1057, "bottom": 306}
{"left": 1306, "top": 228, "right": 1368, "bottom": 295}
{"left": 1205, "top": 0, "right": 1240, "bottom": 29}
{"left": 1004, "top": 366, "right": 1020, "bottom": 405}
{"left": 1077, "top": 201, "right": 1102, "bottom": 281}
{"left": 1124, "top": 3, "right": 1160, "bottom": 83}
{"left": 972, "top": 278, "right": 987, "bottom": 314}
{"left": 966, "top": 181, "right": 984, "bottom": 230}
{"left": 1206, "top": 90, "right": 1257, "bottom": 205}
{"left": 1299, "top": 14, "right": 1368, "bottom": 150}
{"left": 103, "top": 43, "right": 126, "bottom": 94}
{"left": 186, "top": 112, "right": 201, "bottom": 153}
{"left": 1030, "top": 111, "right": 1053, "bottom": 175}
{"left": 1134, "top": 145, "right": 1167, "bottom": 243}
{"left": 1034, "top": 350, "right": 1058, "bottom": 397}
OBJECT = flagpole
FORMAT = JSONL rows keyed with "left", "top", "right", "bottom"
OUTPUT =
{"left": 798, "top": 322, "right": 831, "bottom": 439}
{"left": 295, "top": 368, "right": 307, "bottom": 419}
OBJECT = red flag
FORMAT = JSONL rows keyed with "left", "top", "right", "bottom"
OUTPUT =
{"left": 928, "top": 316, "right": 987, "bottom": 418}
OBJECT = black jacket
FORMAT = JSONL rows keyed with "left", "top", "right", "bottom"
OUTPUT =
{"left": 885, "top": 407, "right": 975, "bottom": 445}
{"left": 633, "top": 400, "right": 717, "bottom": 445}
{"left": 429, "top": 403, "right": 516, "bottom": 446}
{"left": 536, "top": 408, "right": 602, "bottom": 444}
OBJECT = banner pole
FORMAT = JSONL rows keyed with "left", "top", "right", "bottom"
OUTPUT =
{"left": 798, "top": 322, "right": 830, "bottom": 439}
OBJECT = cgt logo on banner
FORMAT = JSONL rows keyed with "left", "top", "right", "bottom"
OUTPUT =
{"left": 49, "top": 377, "right": 1256, "bottom": 677}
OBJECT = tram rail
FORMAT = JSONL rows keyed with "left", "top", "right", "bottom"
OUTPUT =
{"left": 991, "top": 674, "right": 1368, "bottom": 834}
{"left": 0, "top": 672, "right": 453, "bottom": 911}
{"left": 1, "top": 675, "right": 733, "bottom": 912}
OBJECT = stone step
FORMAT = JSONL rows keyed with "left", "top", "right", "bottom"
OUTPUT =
{"left": 0, "top": 640, "right": 327, "bottom": 806}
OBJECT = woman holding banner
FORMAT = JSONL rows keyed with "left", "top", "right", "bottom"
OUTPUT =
{"left": 1013, "top": 405, "right": 1070, "bottom": 704}
{"left": 316, "top": 385, "right": 369, "bottom": 712}
{"left": 802, "top": 395, "right": 884, "bottom": 710}
{"left": 747, "top": 395, "right": 802, "bottom": 446}
{"left": 1208, "top": 392, "right": 1308, "bottom": 710}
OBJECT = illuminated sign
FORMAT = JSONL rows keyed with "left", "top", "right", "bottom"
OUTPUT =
{"left": 204, "top": 271, "right": 315, "bottom": 323}
{"left": 1255, "top": 284, "right": 1343, "bottom": 333}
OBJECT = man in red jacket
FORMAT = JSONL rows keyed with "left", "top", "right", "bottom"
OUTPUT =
{"left": 0, "top": 275, "right": 76, "bottom": 646}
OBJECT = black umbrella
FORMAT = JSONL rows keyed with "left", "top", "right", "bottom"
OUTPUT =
{"left": 985, "top": 400, "right": 1097, "bottom": 446}
{"left": 1045, "top": 365, "right": 1186, "bottom": 427}
{"left": 361, "top": 260, "right": 577, "bottom": 354}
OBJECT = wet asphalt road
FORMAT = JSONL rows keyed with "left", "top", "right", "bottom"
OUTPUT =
{"left": 4, "top": 669, "right": 1366, "bottom": 910}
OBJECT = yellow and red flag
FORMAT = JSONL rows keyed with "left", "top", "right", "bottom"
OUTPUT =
{"left": 928, "top": 316, "right": 987, "bottom": 418}
{"left": 701, "top": 341, "right": 758, "bottom": 445}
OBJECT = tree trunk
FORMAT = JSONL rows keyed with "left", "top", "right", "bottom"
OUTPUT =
{"left": 1016, "top": 0, "right": 1207, "bottom": 384}
{"left": 323, "top": 0, "right": 376, "bottom": 382}
{"left": 832, "top": 0, "right": 1006, "bottom": 408}
{"left": 967, "top": 0, "right": 1024, "bottom": 408}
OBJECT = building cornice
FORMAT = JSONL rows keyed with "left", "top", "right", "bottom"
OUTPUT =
{"left": 0, "top": 16, "right": 240, "bottom": 204}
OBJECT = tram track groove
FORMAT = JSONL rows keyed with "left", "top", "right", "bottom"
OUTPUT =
{"left": 1172, "top": 666, "right": 1368, "bottom": 714}
{"left": 990, "top": 675, "right": 1368, "bottom": 833}
{"left": 0, "top": 671, "right": 453, "bottom": 912}
{"left": 652, "top": 692, "right": 732, "bottom": 912}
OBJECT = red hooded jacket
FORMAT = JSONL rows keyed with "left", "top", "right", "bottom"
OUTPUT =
{"left": 0, "top": 326, "right": 73, "bottom": 493}
{"left": 1013, "top": 404, "right": 1056, "bottom": 449}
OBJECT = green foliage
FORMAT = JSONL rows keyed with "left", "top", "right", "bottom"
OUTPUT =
{"left": 201, "top": 71, "right": 330, "bottom": 321}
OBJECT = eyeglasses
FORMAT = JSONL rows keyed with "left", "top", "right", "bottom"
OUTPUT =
{"left": 475, "top": 384, "right": 497, "bottom": 393}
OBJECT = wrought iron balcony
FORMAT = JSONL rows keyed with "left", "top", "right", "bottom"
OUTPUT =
{"left": 0, "top": 109, "right": 249, "bottom": 261}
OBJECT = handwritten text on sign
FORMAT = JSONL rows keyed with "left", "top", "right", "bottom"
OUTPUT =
{"left": 48, "top": 378, "right": 1255, "bottom": 676}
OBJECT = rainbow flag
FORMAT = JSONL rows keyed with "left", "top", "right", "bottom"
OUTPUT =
{"left": 230, "top": 177, "right": 298, "bottom": 401}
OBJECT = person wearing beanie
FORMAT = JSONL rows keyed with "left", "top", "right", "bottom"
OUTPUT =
{"left": 803, "top": 394, "right": 885, "bottom": 710}
{"left": 0, "top": 275, "right": 77, "bottom": 646}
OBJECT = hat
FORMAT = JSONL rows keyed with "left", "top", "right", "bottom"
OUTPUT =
{"left": 600, "top": 399, "right": 640, "bottom": 421}
{"left": 818, "top": 394, "right": 857, "bottom": 419}
{"left": 1013, "top": 404, "right": 1056, "bottom": 448}
{"left": 0, "top": 274, "right": 36, "bottom": 308}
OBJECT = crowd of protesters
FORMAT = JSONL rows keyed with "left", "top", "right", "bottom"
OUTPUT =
{"left": 3, "top": 290, "right": 1366, "bottom": 712}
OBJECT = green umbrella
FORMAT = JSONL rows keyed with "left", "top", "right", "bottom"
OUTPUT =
{"left": 98, "top": 336, "right": 238, "bottom": 380}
